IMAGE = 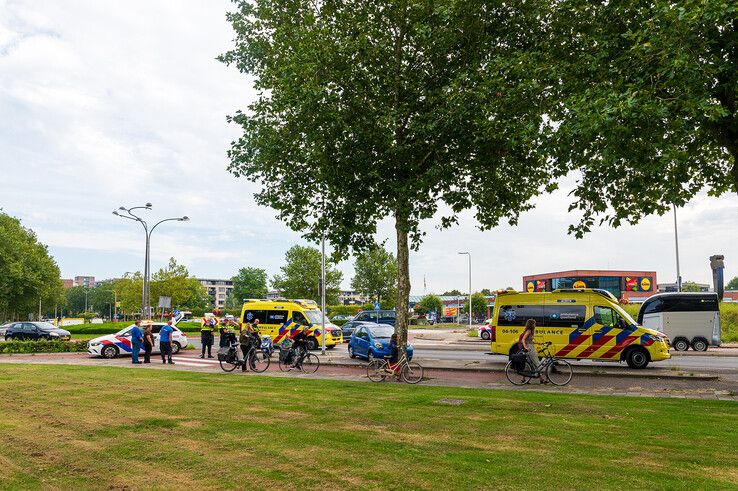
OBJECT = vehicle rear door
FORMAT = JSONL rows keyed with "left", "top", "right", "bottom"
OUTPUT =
{"left": 151, "top": 325, "right": 162, "bottom": 353}
{"left": 23, "top": 323, "right": 39, "bottom": 340}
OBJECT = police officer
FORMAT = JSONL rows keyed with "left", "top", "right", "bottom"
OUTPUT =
{"left": 200, "top": 316, "right": 215, "bottom": 358}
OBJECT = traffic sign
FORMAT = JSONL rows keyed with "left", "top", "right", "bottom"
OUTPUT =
{"left": 374, "top": 302, "right": 381, "bottom": 311}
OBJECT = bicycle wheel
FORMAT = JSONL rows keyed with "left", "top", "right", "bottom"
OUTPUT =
{"left": 278, "top": 351, "right": 292, "bottom": 372}
{"left": 249, "top": 349, "right": 271, "bottom": 373}
{"left": 547, "top": 359, "right": 573, "bottom": 386}
{"left": 366, "top": 359, "right": 388, "bottom": 382}
{"left": 301, "top": 353, "right": 320, "bottom": 374}
{"left": 505, "top": 361, "right": 532, "bottom": 385}
{"left": 219, "top": 352, "right": 239, "bottom": 373}
{"left": 401, "top": 362, "right": 423, "bottom": 384}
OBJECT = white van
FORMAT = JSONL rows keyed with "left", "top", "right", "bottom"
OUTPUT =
{"left": 637, "top": 293, "right": 720, "bottom": 351}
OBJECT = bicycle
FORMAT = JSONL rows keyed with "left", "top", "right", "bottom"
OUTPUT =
{"left": 219, "top": 336, "right": 271, "bottom": 373}
{"left": 505, "top": 341, "right": 573, "bottom": 386}
{"left": 278, "top": 345, "right": 320, "bottom": 374}
{"left": 366, "top": 353, "right": 423, "bottom": 384}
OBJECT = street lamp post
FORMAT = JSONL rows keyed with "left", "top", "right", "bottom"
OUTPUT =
{"left": 673, "top": 204, "right": 682, "bottom": 292}
{"left": 113, "top": 204, "right": 189, "bottom": 318}
{"left": 458, "top": 252, "right": 472, "bottom": 331}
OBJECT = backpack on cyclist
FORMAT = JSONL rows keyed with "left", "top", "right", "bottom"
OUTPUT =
{"left": 510, "top": 350, "right": 527, "bottom": 371}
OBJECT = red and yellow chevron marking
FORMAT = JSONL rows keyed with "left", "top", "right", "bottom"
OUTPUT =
{"left": 600, "top": 336, "right": 638, "bottom": 359}
{"left": 555, "top": 334, "right": 590, "bottom": 357}
{"left": 576, "top": 335, "right": 615, "bottom": 358}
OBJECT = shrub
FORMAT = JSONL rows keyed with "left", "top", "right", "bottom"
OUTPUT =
{"left": 0, "top": 340, "right": 88, "bottom": 354}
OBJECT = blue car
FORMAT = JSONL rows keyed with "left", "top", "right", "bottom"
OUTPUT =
{"left": 348, "top": 323, "right": 413, "bottom": 361}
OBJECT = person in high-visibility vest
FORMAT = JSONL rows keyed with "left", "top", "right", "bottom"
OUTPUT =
{"left": 200, "top": 316, "right": 216, "bottom": 358}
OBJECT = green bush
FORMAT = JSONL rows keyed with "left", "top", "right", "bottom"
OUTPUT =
{"left": 0, "top": 340, "right": 89, "bottom": 354}
{"left": 409, "top": 317, "right": 429, "bottom": 326}
{"left": 326, "top": 304, "right": 362, "bottom": 316}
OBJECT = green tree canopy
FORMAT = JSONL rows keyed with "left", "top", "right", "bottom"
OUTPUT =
{"left": 727, "top": 276, "right": 738, "bottom": 291}
{"left": 548, "top": 0, "right": 737, "bottom": 236}
{"left": 464, "top": 292, "right": 489, "bottom": 318}
{"left": 417, "top": 294, "right": 443, "bottom": 315}
{"left": 480, "top": 288, "right": 492, "bottom": 296}
{"left": 271, "top": 245, "right": 343, "bottom": 304}
{"left": 64, "top": 286, "right": 89, "bottom": 316}
{"left": 230, "top": 267, "right": 268, "bottom": 305}
{"left": 150, "top": 258, "right": 209, "bottom": 310}
{"left": 681, "top": 281, "right": 703, "bottom": 293}
{"left": 0, "top": 212, "right": 64, "bottom": 320}
{"left": 442, "top": 290, "right": 463, "bottom": 297}
{"left": 221, "top": 0, "right": 556, "bottom": 352}
{"left": 351, "top": 246, "right": 397, "bottom": 307}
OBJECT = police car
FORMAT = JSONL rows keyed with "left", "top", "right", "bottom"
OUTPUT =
{"left": 87, "top": 321, "right": 189, "bottom": 359}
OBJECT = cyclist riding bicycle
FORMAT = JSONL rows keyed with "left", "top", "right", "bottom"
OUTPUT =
{"left": 519, "top": 318, "right": 548, "bottom": 384}
{"left": 289, "top": 326, "right": 309, "bottom": 368}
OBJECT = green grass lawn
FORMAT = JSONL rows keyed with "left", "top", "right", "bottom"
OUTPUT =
{"left": 0, "top": 365, "right": 736, "bottom": 490}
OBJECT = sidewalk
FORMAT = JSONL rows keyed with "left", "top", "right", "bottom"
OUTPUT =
{"left": 1, "top": 351, "right": 735, "bottom": 400}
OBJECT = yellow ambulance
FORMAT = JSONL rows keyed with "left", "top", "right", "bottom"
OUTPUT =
{"left": 489, "top": 289, "right": 670, "bottom": 368}
{"left": 239, "top": 298, "right": 342, "bottom": 350}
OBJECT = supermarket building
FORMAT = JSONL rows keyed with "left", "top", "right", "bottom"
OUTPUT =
{"left": 522, "top": 270, "right": 657, "bottom": 302}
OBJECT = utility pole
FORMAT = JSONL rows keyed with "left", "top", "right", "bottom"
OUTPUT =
{"left": 321, "top": 236, "right": 326, "bottom": 356}
{"left": 673, "top": 204, "right": 682, "bottom": 292}
{"left": 458, "top": 252, "right": 472, "bottom": 330}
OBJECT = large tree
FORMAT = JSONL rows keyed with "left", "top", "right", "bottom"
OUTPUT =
{"left": 417, "top": 294, "right": 443, "bottom": 316}
{"left": 548, "top": 0, "right": 737, "bottom": 236}
{"left": 230, "top": 267, "right": 269, "bottom": 305}
{"left": 271, "top": 245, "right": 343, "bottom": 304}
{"left": 221, "top": 0, "right": 554, "bottom": 353}
{"left": 0, "top": 212, "right": 64, "bottom": 320}
{"left": 351, "top": 246, "right": 397, "bottom": 307}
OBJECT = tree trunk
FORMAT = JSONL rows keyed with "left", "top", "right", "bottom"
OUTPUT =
{"left": 394, "top": 212, "right": 411, "bottom": 355}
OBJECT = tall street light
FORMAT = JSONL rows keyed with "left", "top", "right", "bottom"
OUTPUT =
{"left": 673, "top": 204, "right": 682, "bottom": 292}
{"left": 458, "top": 252, "right": 471, "bottom": 331}
{"left": 113, "top": 204, "right": 189, "bottom": 318}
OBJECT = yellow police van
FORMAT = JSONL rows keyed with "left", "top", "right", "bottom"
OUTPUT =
{"left": 239, "top": 299, "right": 342, "bottom": 350}
{"left": 489, "top": 289, "right": 670, "bottom": 368}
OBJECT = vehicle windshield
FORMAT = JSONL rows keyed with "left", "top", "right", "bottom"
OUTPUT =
{"left": 37, "top": 322, "right": 58, "bottom": 331}
{"left": 304, "top": 310, "right": 324, "bottom": 324}
{"left": 613, "top": 304, "right": 637, "bottom": 325}
{"left": 368, "top": 325, "right": 394, "bottom": 338}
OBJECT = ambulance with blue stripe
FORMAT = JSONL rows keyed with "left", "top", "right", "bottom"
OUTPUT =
{"left": 240, "top": 299, "right": 342, "bottom": 350}
{"left": 489, "top": 289, "right": 670, "bottom": 368}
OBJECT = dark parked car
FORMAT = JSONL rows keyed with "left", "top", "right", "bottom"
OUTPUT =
{"left": 4, "top": 322, "right": 71, "bottom": 341}
{"left": 339, "top": 319, "right": 372, "bottom": 341}
{"left": 353, "top": 309, "right": 396, "bottom": 326}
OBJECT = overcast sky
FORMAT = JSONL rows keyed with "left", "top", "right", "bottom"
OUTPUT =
{"left": 1, "top": 0, "right": 737, "bottom": 295}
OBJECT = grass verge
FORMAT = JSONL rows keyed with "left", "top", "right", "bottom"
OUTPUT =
{"left": 0, "top": 364, "right": 736, "bottom": 490}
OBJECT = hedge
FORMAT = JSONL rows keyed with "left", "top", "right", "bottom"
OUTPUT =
{"left": 0, "top": 340, "right": 89, "bottom": 354}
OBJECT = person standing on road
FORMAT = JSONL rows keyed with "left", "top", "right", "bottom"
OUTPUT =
{"left": 200, "top": 316, "right": 215, "bottom": 359}
{"left": 159, "top": 320, "right": 175, "bottom": 365}
{"left": 519, "top": 319, "right": 547, "bottom": 384}
{"left": 130, "top": 320, "right": 143, "bottom": 365}
{"left": 142, "top": 324, "right": 155, "bottom": 364}
{"left": 239, "top": 322, "right": 256, "bottom": 372}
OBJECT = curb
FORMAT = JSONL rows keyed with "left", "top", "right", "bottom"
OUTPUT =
{"left": 313, "top": 358, "right": 719, "bottom": 381}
